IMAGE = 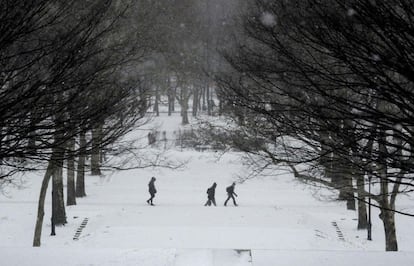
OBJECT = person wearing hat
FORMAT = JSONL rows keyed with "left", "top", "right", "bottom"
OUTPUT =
{"left": 147, "top": 177, "right": 157, "bottom": 205}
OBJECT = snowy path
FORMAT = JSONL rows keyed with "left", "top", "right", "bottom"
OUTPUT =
{"left": 1, "top": 151, "right": 414, "bottom": 265}
{"left": 70, "top": 204, "right": 351, "bottom": 251}
{"left": 58, "top": 165, "right": 354, "bottom": 252}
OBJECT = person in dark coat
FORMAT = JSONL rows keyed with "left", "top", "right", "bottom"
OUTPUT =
{"left": 147, "top": 177, "right": 157, "bottom": 205}
{"left": 204, "top": 182, "right": 217, "bottom": 206}
{"left": 224, "top": 182, "right": 238, "bottom": 206}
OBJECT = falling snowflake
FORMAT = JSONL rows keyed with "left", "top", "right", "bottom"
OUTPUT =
{"left": 371, "top": 54, "right": 381, "bottom": 62}
{"left": 260, "top": 12, "right": 277, "bottom": 27}
{"left": 347, "top": 8, "right": 357, "bottom": 16}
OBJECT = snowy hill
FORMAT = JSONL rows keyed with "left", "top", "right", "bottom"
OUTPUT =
{"left": 1, "top": 113, "right": 414, "bottom": 265}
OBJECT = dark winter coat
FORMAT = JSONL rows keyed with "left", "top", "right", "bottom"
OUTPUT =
{"left": 148, "top": 179, "right": 157, "bottom": 194}
{"left": 207, "top": 183, "right": 216, "bottom": 199}
{"left": 226, "top": 184, "right": 237, "bottom": 196}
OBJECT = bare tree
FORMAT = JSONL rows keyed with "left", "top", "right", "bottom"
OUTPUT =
{"left": 215, "top": 0, "right": 414, "bottom": 251}
{"left": 16, "top": 0, "right": 153, "bottom": 246}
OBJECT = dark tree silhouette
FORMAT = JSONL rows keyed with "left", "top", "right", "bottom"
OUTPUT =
{"left": 215, "top": 0, "right": 414, "bottom": 251}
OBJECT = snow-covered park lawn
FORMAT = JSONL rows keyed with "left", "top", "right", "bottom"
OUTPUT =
{"left": 1, "top": 114, "right": 414, "bottom": 265}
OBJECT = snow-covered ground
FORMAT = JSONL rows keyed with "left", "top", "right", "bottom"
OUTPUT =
{"left": 1, "top": 113, "right": 414, "bottom": 265}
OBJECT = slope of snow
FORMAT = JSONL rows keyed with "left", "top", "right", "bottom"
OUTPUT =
{"left": 1, "top": 113, "right": 414, "bottom": 265}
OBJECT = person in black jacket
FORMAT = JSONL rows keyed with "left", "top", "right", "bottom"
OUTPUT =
{"left": 224, "top": 182, "right": 238, "bottom": 206}
{"left": 204, "top": 182, "right": 217, "bottom": 206}
{"left": 147, "top": 177, "right": 157, "bottom": 205}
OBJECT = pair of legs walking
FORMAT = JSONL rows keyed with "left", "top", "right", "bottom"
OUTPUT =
{"left": 224, "top": 194, "right": 237, "bottom": 206}
{"left": 205, "top": 198, "right": 216, "bottom": 206}
{"left": 147, "top": 192, "right": 155, "bottom": 205}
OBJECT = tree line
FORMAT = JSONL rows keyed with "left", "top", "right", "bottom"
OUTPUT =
{"left": 0, "top": 0, "right": 157, "bottom": 246}
{"left": 0, "top": 0, "right": 241, "bottom": 247}
{"left": 5, "top": 0, "right": 411, "bottom": 252}
{"left": 213, "top": 0, "right": 414, "bottom": 251}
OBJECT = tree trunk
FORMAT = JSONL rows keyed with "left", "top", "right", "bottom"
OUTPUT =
{"left": 218, "top": 98, "right": 223, "bottom": 116}
{"left": 52, "top": 153, "right": 67, "bottom": 225}
{"left": 180, "top": 91, "right": 190, "bottom": 125}
{"left": 378, "top": 163, "right": 398, "bottom": 251}
{"left": 378, "top": 130, "right": 398, "bottom": 251}
{"left": 66, "top": 137, "right": 76, "bottom": 206}
{"left": 356, "top": 172, "right": 368, "bottom": 229}
{"left": 334, "top": 161, "right": 355, "bottom": 210}
{"left": 342, "top": 121, "right": 356, "bottom": 210}
{"left": 154, "top": 85, "right": 160, "bottom": 116}
{"left": 332, "top": 152, "right": 352, "bottom": 204}
{"left": 198, "top": 87, "right": 203, "bottom": 112}
{"left": 91, "top": 125, "right": 102, "bottom": 175}
{"left": 202, "top": 86, "right": 207, "bottom": 111}
{"left": 178, "top": 84, "right": 191, "bottom": 125}
{"left": 171, "top": 86, "right": 176, "bottom": 112}
{"left": 344, "top": 166, "right": 356, "bottom": 210}
{"left": 33, "top": 159, "right": 54, "bottom": 247}
{"left": 167, "top": 77, "right": 175, "bottom": 116}
{"left": 330, "top": 150, "right": 341, "bottom": 188}
{"left": 168, "top": 89, "right": 173, "bottom": 116}
{"left": 192, "top": 88, "right": 199, "bottom": 117}
{"left": 207, "top": 84, "right": 211, "bottom": 115}
{"left": 380, "top": 208, "right": 398, "bottom": 251}
{"left": 319, "top": 130, "right": 334, "bottom": 179}
{"left": 76, "top": 131, "right": 87, "bottom": 197}
{"left": 181, "top": 99, "right": 189, "bottom": 125}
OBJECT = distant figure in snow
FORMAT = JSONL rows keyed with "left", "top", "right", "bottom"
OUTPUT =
{"left": 147, "top": 177, "right": 157, "bottom": 205}
{"left": 224, "top": 182, "right": 238, "bottom": 206}
{"left": 204, "top": 182, "right": 217, "bottom": 206}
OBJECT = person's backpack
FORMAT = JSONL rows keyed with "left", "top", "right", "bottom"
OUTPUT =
{"left": 226, "top": 186, "right": 231, "bottom": 193}
{"left": 207, "top": 188, "right": 211, "bottom": 194}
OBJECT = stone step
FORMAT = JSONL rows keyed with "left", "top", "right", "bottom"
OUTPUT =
{"left": 73, "top": 218, "right": 89, "bottom": 241}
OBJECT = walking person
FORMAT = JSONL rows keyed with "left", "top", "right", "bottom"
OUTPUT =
{"left": 224, "top": 182, "right": 238, "bottom": 206}
{"left": 204, "top": 182, "right": 217, "bottom": 206}
{"left": 147, "top": 177, "right": 157, "bottom": 205}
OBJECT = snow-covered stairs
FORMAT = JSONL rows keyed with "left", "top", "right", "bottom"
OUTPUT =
{"left": 174, "top": 249, "right": 252, "bottom": 266}
{"left": 73, "top": 217, "right": 89, "bottom": 240}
